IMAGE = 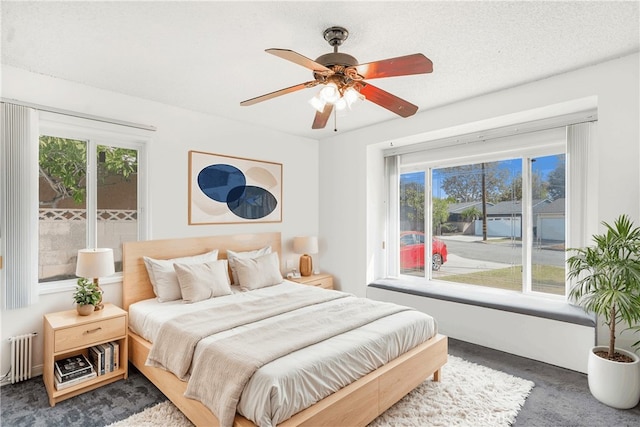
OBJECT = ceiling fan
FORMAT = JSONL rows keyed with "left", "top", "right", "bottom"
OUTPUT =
{"left": 240, "top": 26, "right": 433, "bottom": 130}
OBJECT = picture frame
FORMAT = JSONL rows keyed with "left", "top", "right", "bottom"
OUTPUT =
{"left": 188, "top": 150, "right": 282, "bottom": 225}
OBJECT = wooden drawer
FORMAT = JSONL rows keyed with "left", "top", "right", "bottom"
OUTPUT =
{"left": 54, "top": 316, "right": 126, "bottom": 353}
{"left": 306, "top": 276, "right": 333, "bottom": 289}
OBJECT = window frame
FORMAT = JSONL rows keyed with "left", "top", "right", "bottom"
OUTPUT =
{"left": 387, "top": 125, "right": 583, "bottom": 301}
{"left": 38, "top": 112, "right": 150, "bottom": 294}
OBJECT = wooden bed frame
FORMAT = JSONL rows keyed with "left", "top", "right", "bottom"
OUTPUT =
{"left": 122, "top": 232, "right": 448, "bottom": 427}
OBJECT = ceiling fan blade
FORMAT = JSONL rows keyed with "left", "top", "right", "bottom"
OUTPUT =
{"left": 266, "top": 48, "right": 332, "bottom": 74}
{"left": 240, "top": 81, "right": 317, "bottom": 106}
{"left": 355, "top": 53, "right": 433, "bottom": 79}
{"left": 359, "top": 83, "right": 419, "bottom": 118}
{"left": 312, "top": 104, "right": 334, "bottom": 129}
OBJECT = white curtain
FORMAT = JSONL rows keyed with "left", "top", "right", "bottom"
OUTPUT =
{"left": 565, "top": 121, "right": 597, "bottom": 300}
{"left": 1, "top": 102, "right": 39, "bottom": 309}
{"left": 566, "top": 122, "right": 596, "bottom": 251}
{"left": 385, "top": 155, "right": 400, "bottom": 277}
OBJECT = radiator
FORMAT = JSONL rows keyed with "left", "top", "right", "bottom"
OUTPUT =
{"left": 9, "top": 333, "right": 37, "bottom": 384}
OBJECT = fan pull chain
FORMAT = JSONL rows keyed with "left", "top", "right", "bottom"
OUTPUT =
{"left": 334, "top": 107, "right": 338, "bottom": 132}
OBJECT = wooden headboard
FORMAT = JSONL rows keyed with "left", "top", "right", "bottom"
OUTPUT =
{"left": 122, "top": 232, "right": 281, "bottom": 311}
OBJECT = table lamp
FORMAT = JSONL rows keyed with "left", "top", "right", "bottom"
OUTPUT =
{"left": 293, "top": 236, "right": 318, "bottom": 277}
{"left": 76, "top": 248, "right": 115, "bottom": 310}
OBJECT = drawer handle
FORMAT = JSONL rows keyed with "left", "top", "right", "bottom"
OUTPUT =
{"left": 84, "top": 327, "right": 102, "bottom": 334}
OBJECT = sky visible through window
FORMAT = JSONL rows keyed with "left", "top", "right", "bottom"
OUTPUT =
{"left": 402, "top": 155, "right": 562, "bottom": 199}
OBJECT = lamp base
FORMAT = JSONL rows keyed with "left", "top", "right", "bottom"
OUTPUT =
{"left": 299, "top": 254, "right": 313, "bottom": 277}
{"left": 93, "top": 278, "right": 104, "bottom": 311}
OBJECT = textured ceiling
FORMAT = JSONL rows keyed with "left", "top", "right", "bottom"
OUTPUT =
{"left": 2, "top": 1, "right": 639, "bottom": 140}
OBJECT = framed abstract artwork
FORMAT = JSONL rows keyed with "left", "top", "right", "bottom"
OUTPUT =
{"left": 188, "top": 150, "right": 282, "bottom": 224}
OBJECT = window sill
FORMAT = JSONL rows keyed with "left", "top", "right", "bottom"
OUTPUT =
{"left": 39, "top": 274, "right": 123, "bottom": 295}
{"left": 368, "top": 277, "right": 595, "bottom": 327}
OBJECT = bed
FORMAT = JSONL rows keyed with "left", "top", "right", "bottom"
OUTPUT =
{"left": 122, "top": 232, "right": 448, "bottom": 427}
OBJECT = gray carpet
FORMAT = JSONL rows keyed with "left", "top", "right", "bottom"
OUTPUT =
{"left": 1, "top": 338, "right": 638, "bottom": 426}
{"left": 450, "top": 339, "right": 640, "bottom": 426}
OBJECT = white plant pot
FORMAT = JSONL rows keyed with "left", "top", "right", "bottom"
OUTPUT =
{"left": 588, "top": 346, "right": 640, "bottom": 409}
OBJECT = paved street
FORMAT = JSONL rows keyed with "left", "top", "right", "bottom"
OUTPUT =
{"left": 402, "top": 234, "right": 566, "bottom": 279}
{"left": 438, "top": 235, "right": 565, "bottom": 267}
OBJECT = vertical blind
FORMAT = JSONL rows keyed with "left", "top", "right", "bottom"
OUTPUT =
{"left": 566, "top": 122, "right": 595, "bottom": 250}
{"left": 384, "top": 155, "right": 400, "bottom": 277}
{"left": 1, "top": 102, "right": 39, "bottom": 309}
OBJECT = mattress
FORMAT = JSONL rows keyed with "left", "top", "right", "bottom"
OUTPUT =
{"left": 129, "top": 281, "right": 437, "bottom": 427}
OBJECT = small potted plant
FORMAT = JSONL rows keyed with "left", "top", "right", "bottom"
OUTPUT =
{"left": 567, "top": 214, "right": 640, "bottom": 409}
{"left": 73, "top": 278, "right": 102, "bottom": 316}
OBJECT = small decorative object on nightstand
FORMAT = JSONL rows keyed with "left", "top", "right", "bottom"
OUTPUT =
{"left": 289, "top": 273, "right": 333, "bottom": 290}
{"left": 72, "top": 278, "right": 102, "bottom": 316}
{"left": 43, "top": 303, "right": 128, "bottom": 406}
{"left": 293, "top": 236, "right": 318, "bottom": 277}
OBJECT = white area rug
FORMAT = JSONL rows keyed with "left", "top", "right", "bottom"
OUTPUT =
{"left": 106, "top": 355, "right": 534, "bottom": 427}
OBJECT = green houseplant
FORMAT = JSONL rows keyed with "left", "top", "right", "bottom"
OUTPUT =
{"left": 566, "top": 214, "right": 640, "bottom": 408}
{"left": 73, "top": 278, "right": 102, "bottom": 316}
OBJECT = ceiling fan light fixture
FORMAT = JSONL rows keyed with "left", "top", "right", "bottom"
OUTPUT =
{"left": 241, "top": 26, "right": 433, "bottom": 129}
{"left": 308, "top": 95, "right": 326, "bottom": 113}
{"left": 319, "top": 83, "right": 340, "bottom": 103}
{"left": 334, "top": 97, "right": 347, "bottom": 111}
{"left": 344, "top": 87, "right": 364, "bottom": 107}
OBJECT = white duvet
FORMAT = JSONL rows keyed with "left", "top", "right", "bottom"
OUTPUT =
{"left": 129, "top": 281, "right": 437, "bottom": 427}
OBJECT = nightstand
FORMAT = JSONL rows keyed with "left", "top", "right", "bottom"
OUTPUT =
{"left": 43, "top": 302, "right": 128, "bottom": 406}
{"left": 290, "top": 273, "right": 334, "bottom": 290}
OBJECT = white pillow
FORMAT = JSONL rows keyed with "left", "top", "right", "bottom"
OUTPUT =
{"left": 234, "top": 252, "right": 283, "bottom": 291}
{"left": 226, "top": 246, "right": 272, "bottom": 285}
{"left": 173, "top": 260, "right": 232, "bottom": 303}
{"left": 143, "top": 249, "right": 219, "bottom": 302}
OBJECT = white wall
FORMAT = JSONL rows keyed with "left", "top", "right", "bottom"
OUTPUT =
{"left": 0, "top": 65, "right": 321, "bottom": 380}
{"left": 319, "top": 53, "right": 639, "bottom": 356}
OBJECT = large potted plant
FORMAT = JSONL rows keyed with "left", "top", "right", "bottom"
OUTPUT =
{"left": 73, "top": 278, "right": 102, "bottom": 316}
{"left": 567, "top": 214, "right": 640, "bottom": 409}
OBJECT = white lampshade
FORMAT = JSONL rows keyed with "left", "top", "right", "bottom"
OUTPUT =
{"left": 308, "top": 96, "right": 327, "bottom": 113}
{"left": 293, "top": 236, "right": 318, "bottom": 255}
{"left": 76, "top": 248, "right": 115, "bottom": 278}
{"left": 319, "top": 83, "right": 340, "bottom": 103}
{"left": 343, "top": 87, "right": 364, "bottom": 108}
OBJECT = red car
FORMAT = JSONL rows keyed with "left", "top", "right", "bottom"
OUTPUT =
{"left": 400, "top": 231, "right": 448, "bottom": 271}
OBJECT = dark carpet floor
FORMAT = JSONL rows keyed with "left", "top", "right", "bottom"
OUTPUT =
{"left": 1, "top": 338, "right": 638, "bottom": 426}
{"left": 450, "top": 339, "right": 640, "bottom": 426}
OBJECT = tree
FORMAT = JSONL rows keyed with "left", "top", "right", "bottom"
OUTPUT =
{"left": 432, "top": 197, "right": 449, "bottom": 235}
{"left": 506, "top": 170, "right": 549, "bottom": 201}
{"left": 460, "top": 206, "right": 482, "bottom": 222}
{"left": 39, "top": 136, "right": 137, "bottom": 207}
{"left": 438, "top": 162, "right": 510, "bottom": 203}
{"left": 400, "top": 181, "right": 425, "bottom": 231}
{"left": 547, "top": 155, "right": 566, "bottom": 200}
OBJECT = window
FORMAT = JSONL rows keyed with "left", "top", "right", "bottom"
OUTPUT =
{"left": 36, "top": 113, "right": 149, "bottom": 286}
{"left": 388, "top": 121, "right": 593, "bottom": 300}
{"left": 38, "top": 135, "right": 141, "bottom": 283}
{"left": 2, "top": 104, "right": 151, "bottom": 307}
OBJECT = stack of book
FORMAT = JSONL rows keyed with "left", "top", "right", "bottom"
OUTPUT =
{"left": 87, "top": 341, "right": 120, "bottom": 376}
{"left": 54, "top": 354, "right": 96, "bottom": 390}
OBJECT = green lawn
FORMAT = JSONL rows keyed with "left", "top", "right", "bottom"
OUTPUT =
{"left": 441, "top": 265, "right": 566, "bottom": 295}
